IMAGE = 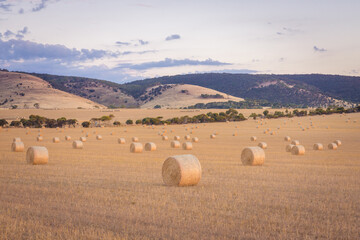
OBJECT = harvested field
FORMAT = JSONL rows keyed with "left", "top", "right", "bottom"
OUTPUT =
{"left": 0, "top": 109, "right": 360, "bottom": 239}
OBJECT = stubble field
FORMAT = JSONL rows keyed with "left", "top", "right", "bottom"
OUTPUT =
{"left": 0, "top": 109, "right": 359, "bottom": 239}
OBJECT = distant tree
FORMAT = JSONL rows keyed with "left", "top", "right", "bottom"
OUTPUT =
{"left": 34, "top": 103, "right": 40, "bottom": 109}
{"left": 10, "top": 121, "right": 21, "bottom": 127}
{"left": 11, "top": 105, "right": 18, "bottom": 109}
{"left": 82, "top": 121, "right": 90, "bottom": 128}
{"left": 154, "top": 105, "right": 161, "bottom": 109}
{"left": 263, "top": 110, "right": 269, "bottom": 116}
{"left": 126, "top": 119, "right": 133, "bottom": 125}
{"left": 0, "top": 119, "right": 8, "bottom": 127}
{"left": 135, "top": 120, "right": 142, "bottom": 124}
{"left": 113, "top": 121, "right": 121, "bottom": 126}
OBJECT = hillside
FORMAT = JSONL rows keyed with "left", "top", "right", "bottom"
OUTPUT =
{"left": 0, "top": 71, "right": 104, "bottom": 109}
{"left": 139, "top": 84, "right": 243, "bottom": 108}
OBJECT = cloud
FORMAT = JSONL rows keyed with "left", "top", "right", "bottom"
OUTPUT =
{"left": 0, "top": 0, "right": 12, "bottom": 12}
{"left": 1, "top": 27, "right": 29, "bottom": 40}
{"left": 313, "top": 46, "right": 327, "bottom": 52}
{"left": 18, "top": 8, "right": 24, "bottom": 14}
{"left": 165, "top": 34, "right": 181, "bottom": 41}
{"left": 276, "top": 27, "right": 301, "bottom": 36}
{"left": 3, "top": 30, "right": 15, "bottom": 38}
{"left": 32, "top": 0, "right": 49, "bottom": 12}
{"left": 115, "top": 41, "right": 131, "bottom": 46}
{"left": 138, "top": 39, "right": 149, "bottom": 45}
{"left": 117, "top": 58, "right": 231, "bottom": 70}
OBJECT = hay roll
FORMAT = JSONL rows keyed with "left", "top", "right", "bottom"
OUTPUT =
{"left": 233, "top": 132, "right": 237, "bottom": 136}
{"left": 13, "top": 137, "right": 22, "bottom": 143}
{"left": 65, "top": 136, "right": 71, "bottom": 141}
{"left": 313, "top": 143, "right": 323, "bottom": 150}
{"left": 162, "top": 136, "right": 168, "bottom": 141}
{"left": 11, "top": 142, "right": 24, "bottom": 152}
{"left": 284, "top": 136, "right": 291, "bottom": 142}
{"left": 210, "top": 134, "right": 216, "bottom": 139}
{"left": 132, "top": 137, "right": 139, "bottom": 142}
{"left": 182, "top": 142, "right": 193, "bottom": 150}
{"left": 145, "top": 142, "right": 156, "bottom": 151}
{"left": 118, "top": 138, "right": 125, "bottom": 144}
{"left": 291, "top": 140, "right": 300, "bottom": 145}
{"left": 258, "top": 142, "right": 267, "bottom": 149}
{"left": 328, "top": 143, "right": 338, "bottom": 150}
{"left": 250, "top": 136, "right": 257, "bottom": 141}
{"left": 291, "top": 145, "right": 305, "bottom": 155}
{"left": 72, "top": 140, "right": 83, "bottom": 149}
{"left": 80, "top": 137, "right": 87, "bottom": 142}
{"left": 130, "top": 142, "right": 143, "bottom": 153}
{"left": 184, "top": 135, "right": 191, "bottom": 140}
{"left": 86, "top": 133, "right": 90, "bottom": 137}
{"left": 96, "top": 135, "right": 102, "bottom": 140}
{"left": 174, "top": 136, "right": 180, "bottom": 140}
{"left": 162, "top": 154, "right": 201, "bottom": 186}
{"left": 270, "top": 132, "right": 275, "bottom": 135}
{"left": 53, "top": 137, "right": 60, "bottom": 143}
{"left": 192, "top": 137, "right": 199, "bottom": 143}
{"left": 171, "top": 141, "right": 180, "bottom": 148}
{"left": 26, "top": 146, "right": 48, "bottom": 165}
{"left": 286, "top": 144, "right": 295, "bottom": 152}
{"left": 334, "top": 140, "right": 341, "bottom": 146}
{"left": 241, "top": 147, "right": 265, "bottom": 166}
{"left": 37, "top": 136, "right": 43, "bottom": 142}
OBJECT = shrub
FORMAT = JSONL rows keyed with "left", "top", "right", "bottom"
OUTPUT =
{"left": 126, "top": 119, "right": 133, "bottom": 125}
{"left": 82, "top": 121, "right": 90, "bottom": 128}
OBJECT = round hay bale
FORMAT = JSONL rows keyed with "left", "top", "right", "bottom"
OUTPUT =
{"left": 192, "top": 137, "right": 199, "bottom": 143}
{"left": 132, "top": 137, "right": 139, "bottom": 142}
{"left": 263, "top": 130, "right": 267, "bottom": 134}
{"left": 258, "top": 142, "right": 267, "bottom": 149}
{"left": 162, "top": 136, "right": 168, "bottom": 141}
{"left": 26, "top": 146, "right": 48, "bottom": 165}
{"left": 291, "top": 145, "right": 305, "bottom": 155}
{"left": 13, "top": 137, "right": 21, "bottom": 143}
{"left": 182, "top": 142, "right": 193, "bottom": 150}
{"left": 80, "top": 137, "right": 87, "bottom": 142}
{"left": 270, "top": 132, "right": 275, "bottom": 135}
{"left": 291, "top": 140, "right": 300, "bottom": 145}
{"left": 162, "top": 154, "right": 201, "bottom": 186}
{"left": 53, "top": 137, "right": 60, "bottom": 143}
{"left": 210, "top": 134, "right": 216, "bottom": 139}
{"left": 145, "top": 142, "right": 156, "bottom": 151}
{"left": 118, "top": 138, "right": 126, "bottom": 144}
{"left": 328, "top": 143, "right": 338, "bottom": 150}
{"left": 37, "top": 136, "right": 43, "bottom": 142}
{"left": 26, "top": 131, "right": 30, "bottom": 135}
{"left": 110, "top": 132, "right": 113, "bottom": 135}
{"left": 233, "top": 132, "right": 237, "bottom": 136}
{"left": 171, "top": 141, "right": 180, "bottom": 148}
{"left": 334, "top": 140, "right": 341, "bottom": 146}
{"left": 313, "top": 143, "right": 323, "bottom": 150}
{"left": 65, "top": 136, "right": 71, "bottom": 141}
{"left": 130, "top": 142, "right": 143, "bottom": 153}
{"left": 96, "top": 135, "right": 102, "bottom": 140}
{"left": 284, "top": 136, "right": 291, "bottom": 142}
{"left": 250, "top": 136, "right": 257, "bottom": 141}
{"left": 174, "top": 136, "right": 180, "bottom": 140}
{"left": 213, "top": 131, "right": 219, "bottom": 135}
{"left": 72, "top": 140, "right": 83, "bottom": 149}
{"left": 11, "top": 142, "right": 24, "bottom": 152}
{"left": 184, "top": 135, "right": 191, "bottom": 140}
{"left": 241, "top": 147, "right": 265, "bottom": 166}
{"left": 286, "top": 144, "right": 295, "bottom": 152}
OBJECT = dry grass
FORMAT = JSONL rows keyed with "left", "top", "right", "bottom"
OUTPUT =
{"left": 0, "top": 110, "right": 360, "bottom": 239}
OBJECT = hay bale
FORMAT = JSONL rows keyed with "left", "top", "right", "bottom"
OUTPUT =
{"left": 130, "top": 142, "right": 143, "bottom": 153}
{"left": 145, "top": 142, "right": 156, "bottom": 151}
{"left": 171, "top": 141, "right": 180, "bottom": 148}
{"left": 328, "top": 143, "right": 338, "bottom": 150}
{"left": 174, "top": 136, "right": 180, "bottom": 140}
{"left": 286, "top": 144, "right": 295, "bottom": 152}
{"left": 263, "top": 130, "right": 267, "bottom": 134}
{"left": 26, "top": 146, "right": 48, "bottom": 165}
{"left": 192, "top": 137, "right": 199, "bottom": 143}
{"left": 13, "top": 137, "right": 21, "bottom": 143}
{"left": 86, "top": 133, "right": 90, "bottom": 137}
{"left": 258, "top": 142, "right": 267, "bottom": 149}
{"left": 270, "top": 132, "right": 275, "bottom": 135}
{"left": 250, "top": 136, "right": 257, "bottom": 141}
{"left": 213, "top": 131, "right": 219, "bottom": 135}
{"left": 132, "top": 137, "right": 139, "bottom": 142}
{"left": 313, "top": 143, "right": 323, "bottom": 150}
{"left": 284, "top": 136, "right": 291, "bottom": 142}
{"left": 80, "top": 137, "right": 87, "bottom": 142}
{"left": 72, "top": 140, "right": 83, "bottom": 149}
{"left": 291, "top": 145, "right": 305, "bottom": 155}
{"left": 118, "top": 138, "right": 126, "bottom": 144}
{"left": 110, "top": 132, "right": 113, "bottom": 135}
{"left": 210, "top": 134, "right": 216, "bottom": 139}
{"left": 334, "top": 140, "right": 342, "bottom": 146}
{"left": 233, "top": 132, "right": 238, "bottom": 136}
{"left": 162, "top": 136, "right": 168, "bottom": 141}
{"left": 162, "top": 154, "right": 201, "bottom": 186}
{"left": 53, "top": 137, "right": 60, "bottom": 143}
{"left": 11, "top": 142, "right": 24, "bottom": 152}
{"left": 291, "top": 140, "right": 300, "bottom": 145}
{"left": 37, "top": 136, "right": 43, "bottom": 142}
{"left": 184, "top": 135, "right": 191, "bottom": 140}
{"left": 96, "top": 135, "right": 102, "bottom": 140}
{"left": 182, "top": 142, "right": 193, "bottom": 150}
{"left": 241, "top": 147, "right": 265, "bottom": 166}
{"left": 65, "top": 136, "right": 71, "bottom": 141}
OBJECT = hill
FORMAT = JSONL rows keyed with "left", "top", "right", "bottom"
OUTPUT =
{"left": 0, "top": 71, "right": 104, "bottom": 109}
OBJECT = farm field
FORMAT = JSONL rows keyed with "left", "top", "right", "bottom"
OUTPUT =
{"left": 0, "top": 110, "right": 360, "bottom": 239}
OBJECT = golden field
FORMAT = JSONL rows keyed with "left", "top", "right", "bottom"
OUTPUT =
{"left": 0, "top": 109, "right": 360, "bottom": 239}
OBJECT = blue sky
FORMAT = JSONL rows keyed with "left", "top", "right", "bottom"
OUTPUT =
{"left": 0, "top": 0, "right": 359, "bottom": 82}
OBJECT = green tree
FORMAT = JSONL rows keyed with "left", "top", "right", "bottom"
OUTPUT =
{"left": 263, "top": 110, "right": 269, "bottom": 116}
{"left": 82, "top": 121, "right": 90, "bottom": 128}
{"left": 126, "top": 119, "right": 133, "bottom": 125}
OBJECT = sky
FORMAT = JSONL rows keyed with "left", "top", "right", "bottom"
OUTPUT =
{"left": 0, "top": 0, "right": 360, "bottom": 83}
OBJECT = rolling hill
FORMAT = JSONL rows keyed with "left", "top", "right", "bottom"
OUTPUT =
{"left": 0, "top": 71, "right": 104, "bottom": 109}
